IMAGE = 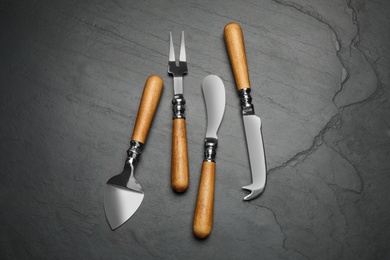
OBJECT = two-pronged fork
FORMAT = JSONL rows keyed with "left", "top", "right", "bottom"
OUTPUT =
{"left": 168, "top": 31, "right": 189, "bottom": 192}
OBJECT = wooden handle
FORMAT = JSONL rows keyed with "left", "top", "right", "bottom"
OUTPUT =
{"left": 131, "top": 75, "right": 164, "bottom": 144}
{"left": 171, "top": 118, "right": 189, "bottom": 192}
{"left": 193, "top": 161, "right": 216, "bottom": 239}
{"left": 224, "top": 22, "right": 251, "bottom": 90}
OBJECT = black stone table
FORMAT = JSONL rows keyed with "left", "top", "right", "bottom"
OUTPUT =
{"left": 1, "top": 0, "right": 389, "bottom": 258}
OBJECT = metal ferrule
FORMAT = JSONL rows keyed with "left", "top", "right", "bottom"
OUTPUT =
{"left": 127, "top": 140, "right": 144, "bottom": 165}
{"left": 238, "top": 88, "right": 255, "bottom": 115}
{"left": 204, "top": 138, "right": 218, "bottom": 162}
{"left": 172, "top": 94, "right": 186, "bottom": 119}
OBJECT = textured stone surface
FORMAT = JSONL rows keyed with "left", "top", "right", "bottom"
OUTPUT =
{"left": 0, "top": 0, "right": 389, "bottom": 258}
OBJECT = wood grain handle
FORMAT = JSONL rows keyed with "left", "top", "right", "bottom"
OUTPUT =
{"left": 224, "top": 22, "right": 251, "bottom": 90}
{"left": 131, "top": 75, "right": 164, "bottom": 144}
{"left": 171, "top": 118, "right": 189, "bottom": 192}
{"left": 193, "top": 161, "right": 216, "bottom": 239}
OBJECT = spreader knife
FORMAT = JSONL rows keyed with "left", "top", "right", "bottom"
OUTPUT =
{"left": 193, "top": 75, "right": 226, "bottom": 239}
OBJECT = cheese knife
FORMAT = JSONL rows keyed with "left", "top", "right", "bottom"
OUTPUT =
{"left": 104, "top": 75, "right": 163, "bottom": 230}
{"left": 193, "top": 75, "right": 226, "bottom": 239}
{"left": 224, "top": 22, "right": 267, "bottom": 201}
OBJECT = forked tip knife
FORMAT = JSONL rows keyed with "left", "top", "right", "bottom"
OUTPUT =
{"left": 224, "top": 22, "right": 267, "bottom": 201}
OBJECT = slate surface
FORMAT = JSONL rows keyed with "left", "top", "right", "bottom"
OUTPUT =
{"left": 1, "top": 0, "right": 389, "bottom": 259}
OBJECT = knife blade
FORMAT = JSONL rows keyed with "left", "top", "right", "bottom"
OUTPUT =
{"left": 224, "top": 22, "right": 267, "bottom": 201}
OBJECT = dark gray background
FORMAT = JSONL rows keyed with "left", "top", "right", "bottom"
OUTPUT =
{"left": 1, "top": 0, "right": 389, "bottom": 259}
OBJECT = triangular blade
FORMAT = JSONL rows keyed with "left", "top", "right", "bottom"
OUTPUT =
{"left": 104, "top": 184, "right": 144, "bottom": 230}
{"left": 242, "top": 115, "right": 267, "bottom": 200}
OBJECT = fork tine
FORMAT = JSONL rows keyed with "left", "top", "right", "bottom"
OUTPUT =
{"left": 169, "top": 31, "right": 175, "bottom": 62}
{"left": 179, "top": 31, "right": 186, "bottom": 62}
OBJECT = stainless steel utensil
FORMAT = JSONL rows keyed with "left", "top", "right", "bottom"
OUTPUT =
{"left": 168, "top": 31, "right": 189, "bottom": 193}
{"left": 193, "top": 75, "right": 226, "bottom": 239}
{"left": 104, "top": 75, "right": 163, "bottom": 230}
{"left": 224, "top": 22, "right": 267, "bottom": 201}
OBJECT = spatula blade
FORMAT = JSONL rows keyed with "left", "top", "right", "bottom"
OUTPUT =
{"left": 104, "top": 184, "right": 144, "bottom": 230}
